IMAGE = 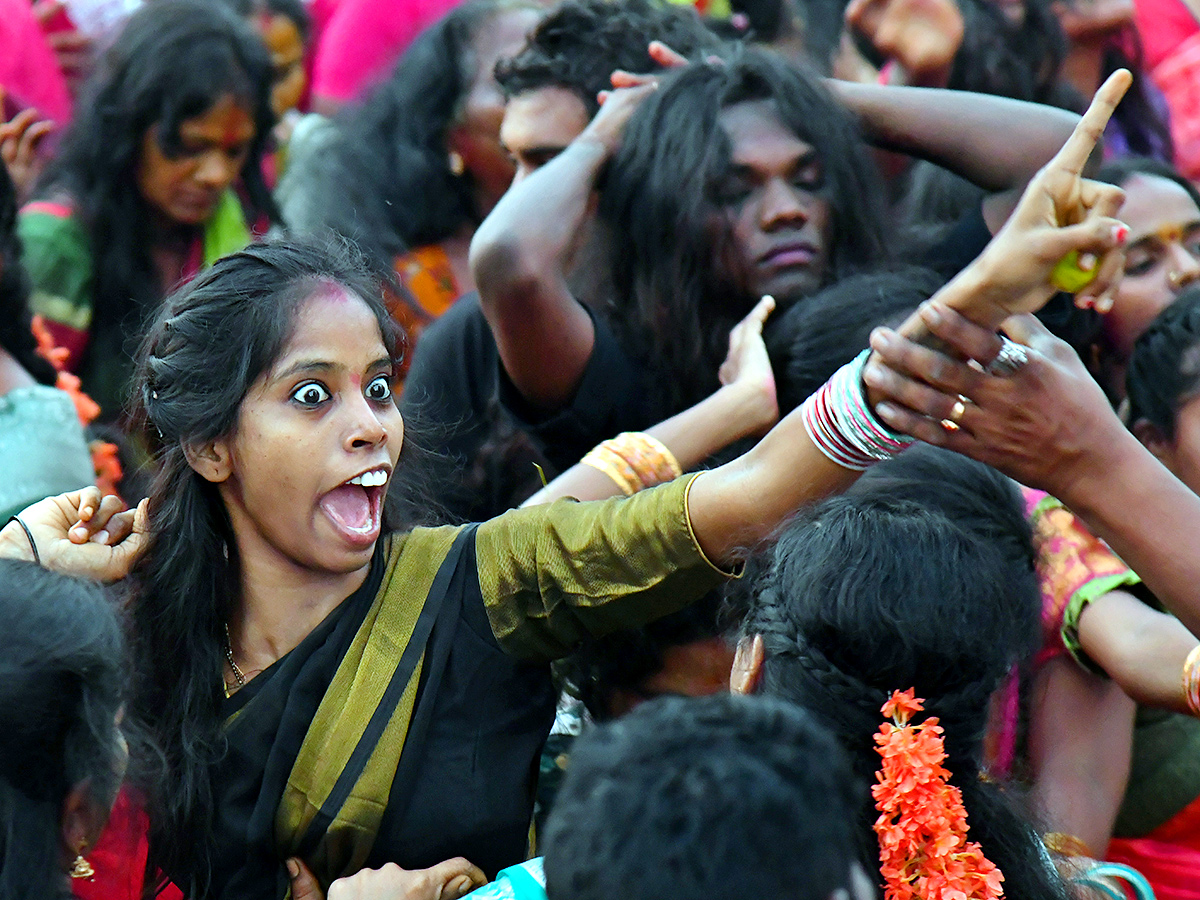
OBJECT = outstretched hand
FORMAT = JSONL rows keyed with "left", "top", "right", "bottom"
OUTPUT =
{"left": 951, "top": 69, "right": 1132, "bottom": 327}
{"left": 288, "top": 857, "right": 487, "bottom": 900}
{"left": 719, "top": 294, "right": 778, "bottom": 434}
{"left": 863, "top": 303, "right": 1125, "bottom": 497}
{"left": 0, "top": 93, "right": 55, "bottom": 201}
{"left": 586, "top": 41, "right": 694, "bottom": 153}
{"left": 0, "top": 487, "right": 149, "bottom": 582}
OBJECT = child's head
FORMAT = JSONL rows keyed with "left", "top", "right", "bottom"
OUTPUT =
{"left": 0, "top": 561, "right": 127, "bottom": 900}
{"left": 542, "top": 692, "right": 869, "bottom": 900}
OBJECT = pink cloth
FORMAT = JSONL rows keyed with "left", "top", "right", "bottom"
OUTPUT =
{"left": 0, "top": 0, "right": 73, "bottom": 125}
{"left": 311, "top": 0, "right": 463, "bottom": 105}
{"left": 1134, "top": 0, "right": 1198, "bottom": 71}
{"left": 1133, "top": 0, "right": 1200, "bottom": 179}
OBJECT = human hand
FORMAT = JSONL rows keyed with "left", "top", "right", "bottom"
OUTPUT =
{"left": 584, "top": 41, "right": 693, "bottom": 153}
{"left": 0, "top": 97, "right": 55, "bottom": 202}
{"left": 32, "top": 0, "right": 94, "bottom": 92}
{"left": 288, "top": 857, "right": 488, "bottom": 900}
{"left": 844, "top": 0, "right": 964, "bottom": 85}
{"left": 718, "top": 294, "right": 778, "bottom": 434}
{"left": 0, "top": 486, "right": 149, "bottom": 582}
{"left": 954, "top": 69, "right": 1132, "bottom": 325}
{"left": 862, "top": 303, "right": 1125, "bottom": 498}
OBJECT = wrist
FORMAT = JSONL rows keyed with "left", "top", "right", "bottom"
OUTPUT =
{"left": 717, "top": 378, "right": 779, "bottom": 438}
{"left": 0, "top": 519, "right": 38, "bottom": 564}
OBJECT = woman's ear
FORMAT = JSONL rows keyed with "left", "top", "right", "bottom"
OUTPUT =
{"left": 730, "top": 634, "right": 765, "bottom": 695}
{"left": 60, "top": 780, "right": 107, "bottom": 873}
{"left": 182, "top": 438, "right": 233, "bottom": 483}
{"left": 1131, "top": 418, "right": 1174, "bottom": 467}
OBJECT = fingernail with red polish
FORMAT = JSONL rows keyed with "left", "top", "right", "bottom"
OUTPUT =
{"left": 1114, "top": 224, "right": 1129, "bottom": 245}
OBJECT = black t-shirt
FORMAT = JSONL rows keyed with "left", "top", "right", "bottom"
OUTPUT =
{"left": 401, "top": 207, "right": 992, "bottom": 522}
{"left": 400, "top": 294, "right": 651, "bottom": 522}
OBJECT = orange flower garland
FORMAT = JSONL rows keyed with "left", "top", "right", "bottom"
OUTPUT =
{"left": 31, "top": 315, "right": 124, "bottom": 502}
{"left": 873, "top": 689, "right": 1005, "bottom": 900}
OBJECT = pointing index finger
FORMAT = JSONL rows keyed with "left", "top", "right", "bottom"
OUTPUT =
{"left": 1051, "top": 69, "right": 1132, "bottom": 178}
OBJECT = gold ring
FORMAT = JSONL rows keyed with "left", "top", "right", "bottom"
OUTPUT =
{"left": 940, "top": 398, "right": 967, "bottom": 431}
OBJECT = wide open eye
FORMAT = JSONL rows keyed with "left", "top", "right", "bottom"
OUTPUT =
{"left": 291, "top": 382, "right": 331, "bottom": 405}
{"left": 365, "top": 374, "right": 393, "bottom": 402}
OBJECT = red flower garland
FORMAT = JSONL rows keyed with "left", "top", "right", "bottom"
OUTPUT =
{"left": 873, "top": 689, "right": 1005, "bottom": 900}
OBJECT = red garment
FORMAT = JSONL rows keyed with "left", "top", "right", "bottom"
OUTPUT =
{"left": 0, "top": 0, "right": 73, "bottom": 125}
{"left": 1134, "top": 0, "right": 1198, "bottom": 71}
{"left": 310, "top": 0, "right": 463, "bottom": 105}
{"left": 1108, "top": 793, "right": 1200, "bottom": 900}
{"left": 71, "top": 787, "right": 183, "bottom": 900}
{"left": 1133, "top": 0, "right": 1200, "bottom": 179}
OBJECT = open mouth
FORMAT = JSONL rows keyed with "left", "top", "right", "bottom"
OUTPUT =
{"left": 318, "top": 467, "right": 389, "bottom": 546}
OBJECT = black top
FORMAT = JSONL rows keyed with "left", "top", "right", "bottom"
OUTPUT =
{"left": 202, "top": 540, "right": 558, "bottom": 898}
{"left": 400, "top": 205, "right": 991, "bottom": 522}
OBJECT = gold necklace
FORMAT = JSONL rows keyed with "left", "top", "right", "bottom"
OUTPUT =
{"left": 223, "top": 622, "right": 246, "bottom": 696}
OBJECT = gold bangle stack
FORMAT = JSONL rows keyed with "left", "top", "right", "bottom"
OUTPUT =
{"left": 1181, "top": 645, "right": 1200, "bottom": 717}
{"left": 1043, "top": 832, "right": 1095, "bottom": 859}
{"left": 580, "top": 432, "right": 683, "bottom": 496}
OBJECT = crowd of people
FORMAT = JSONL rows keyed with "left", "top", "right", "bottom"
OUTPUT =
{"left": 1, "top": 0, "right": 1199, "bottom": 898}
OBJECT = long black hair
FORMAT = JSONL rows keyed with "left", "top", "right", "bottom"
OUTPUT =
{"left": 0, "top": 561, "right": 126, "bottom": 900}
{"left": 599, "top": 48, "right": 889, "bottom": 418}
{"left": 1126, "top": 287, "right": 1200, "bottom": 439}
{"left": 289, "top": 0, "right": 529, "bottom": 272}
{"left": 0, "top": 164, "right": 56, "bottom": 385}
{"left": 127, "top": 239, "right": 403, "bottom": 893}
{"left": 34, "top": 0, "right": 277, "bottom": 391}
{"left": 737, "top": 447, "right": 1059, "bottom": 900}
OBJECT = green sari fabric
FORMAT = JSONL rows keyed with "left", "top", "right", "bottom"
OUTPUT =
{"left": 204, "top": 476, "right": 729, "bottom": 898}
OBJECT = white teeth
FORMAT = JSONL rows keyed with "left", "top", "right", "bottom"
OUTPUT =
{"left": 348, "top": 470, "right": 388, "bottom": 487}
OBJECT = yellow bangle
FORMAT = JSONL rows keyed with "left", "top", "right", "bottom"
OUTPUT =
{"left": 1043, "top": 833, "right": 1095, "bottom": 859}
{"left": 580, "top": 432, "right": 683, "bottom": 496}
{"left": 1181, "top": 645, "right": 1200, "bottom": 717}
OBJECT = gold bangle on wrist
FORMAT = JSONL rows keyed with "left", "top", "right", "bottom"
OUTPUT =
{"left": 1043, "top": 832, "right": 1095, "bottom": 859}
{"left": 1181, "top": 645, "right": 1200, "bottom": 717}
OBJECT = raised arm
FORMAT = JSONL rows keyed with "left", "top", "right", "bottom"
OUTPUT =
{"left": 470, "top": 84, "right": 654, "bottom": 412}
{"left": 523, "top": 296, "right": 778, "bottom": 506}
{"left": 830, "top": 80, "right": 1082, "bottom": 197}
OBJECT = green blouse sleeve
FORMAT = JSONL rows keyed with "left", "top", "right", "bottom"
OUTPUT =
{"left": 475, "top": 474, "right": 734, "bottom": 662}
{"left": 18, "top": 206, "right": 94, "bottom": 335}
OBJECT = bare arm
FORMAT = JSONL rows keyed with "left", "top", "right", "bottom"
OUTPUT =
{"left": 1079, "top": 590, "right": 1200, "bottom": 714}
{"left": 867, "top": 309, "right": 1200, "bottom": 639}
{"left": 1027, "top": 655, "right": 1134, "bottom": 858}
{"left": 470, "top": 84, "right": 654, "bottom": 411}
{"left": 523, "top": 296, "right": 778, "bottom": 505}
{"left": 830, "top": 81, "right": 1080, "bottom": 195}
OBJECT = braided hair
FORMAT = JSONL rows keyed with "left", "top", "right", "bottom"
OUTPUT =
{"left": 737, "top": 446, "right": 1061, "bottom": 900}
{"left": 1126, "top": 286, "right": 1200, "bottom": 440}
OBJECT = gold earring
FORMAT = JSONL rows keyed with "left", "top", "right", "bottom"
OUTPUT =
{"left": 448, "top": 150, "right": 465, "bottom": 177}
{"left": 70, "top": 852, "right": 95, "bottom": 880}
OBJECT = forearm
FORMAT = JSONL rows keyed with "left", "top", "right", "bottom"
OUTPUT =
{"left": 688, "top": 406, "right": 860, "bottom": 565}
{"left": 524, "top": 380, "right": 777, "bottom": 507}
{"left": 1081, "top": 592, "right": 1200, "bottom": 714}
{"left": 830, "top": 80, "right": 1079, "bottom": 191}
{"left": 470, "top": 140, "right": 604, "bottom": 408}
{"left": 1063, "top": 439, "right": 1200, "bottom": 639}
{"left": 1027, "top": 658, "right": 1133, "bottom": 857}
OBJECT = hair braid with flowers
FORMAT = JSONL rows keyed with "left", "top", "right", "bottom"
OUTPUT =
{"left": 737, "top": 449, "right": 1064, "bottom": 900}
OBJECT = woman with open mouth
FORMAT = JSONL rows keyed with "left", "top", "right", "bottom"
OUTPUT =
{"left": 0, "top": 73, "right": 1130, "bottom": 900}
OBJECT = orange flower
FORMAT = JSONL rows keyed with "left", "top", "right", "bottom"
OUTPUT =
{"left": 874, "top": 691, "right": 1004, "bottom": 900}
